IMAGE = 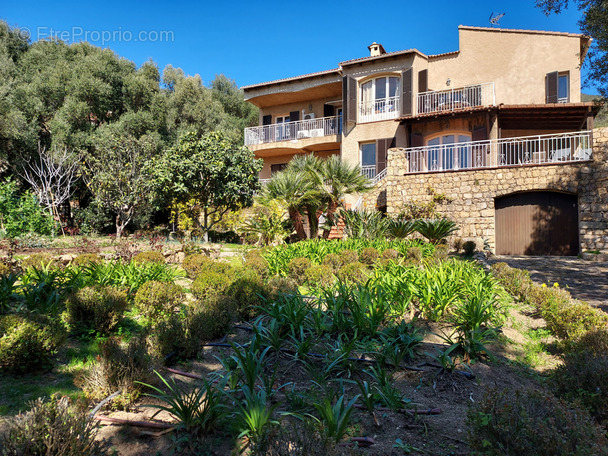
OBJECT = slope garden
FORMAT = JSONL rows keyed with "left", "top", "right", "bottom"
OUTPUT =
{"left": 0, "top": 238, "right": 607, "bottom": 455}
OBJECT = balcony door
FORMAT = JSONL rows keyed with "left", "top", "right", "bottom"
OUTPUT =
{"left": 427, "top": 134, "right": 471, "bottom": 171}
{"left": 360, "top": 76, "right": 400, "bottom": 122}
{"left": 275, "top": 115, "right": 290, "bottom": 141}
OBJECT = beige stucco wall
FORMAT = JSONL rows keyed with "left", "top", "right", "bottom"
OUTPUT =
{"left": 428, "top": 27, "right": 583, "bottom": 105}
{"left": 380, "top": 127, "right": 608, "bottom": 253}
{"left": 258, "top": 150, "right": 339, "bottom": 179}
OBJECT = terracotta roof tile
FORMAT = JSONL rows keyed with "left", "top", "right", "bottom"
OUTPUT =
{"left": 339, "top": 48, "right": 425, "bottom": 66}
{"left": 242, "top": 68, "right": 340, "bottom": 90}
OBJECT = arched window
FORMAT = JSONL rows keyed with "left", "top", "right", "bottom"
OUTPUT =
{"left": 426, "top": 133, "right": 472, "bottom": 170}
{"left": 360, "top": 76, "right": 400, "bottom": 122}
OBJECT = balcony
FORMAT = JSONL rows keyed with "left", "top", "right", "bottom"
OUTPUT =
{"left": 416, "top": 82, "right": 495, "bottom": 116}
{"left": 360, "top": 165, "right": 387, "bottom": 184}
{"left": 244, "top": 116, "right": 340, "bottom": 147}
{"left": 359, "top": 96, "right": 400, "bottom": 123}
{"left": 403, "top": 131, "right": 592, "bottom": 174}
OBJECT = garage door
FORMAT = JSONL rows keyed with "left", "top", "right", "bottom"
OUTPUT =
{"left": 495, "top": 191, "right": 579, "bottom": 256}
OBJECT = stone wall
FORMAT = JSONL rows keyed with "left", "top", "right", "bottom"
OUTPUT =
{"left": 384, "top": 127, "right": 608, "bottom": 253}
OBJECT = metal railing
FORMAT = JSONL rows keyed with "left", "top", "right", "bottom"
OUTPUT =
{"left": 404, "top": 131, "right": 592, "bottom": 174}
{"left": 244, "top": 115, "right": 340, "bottom": 146}
{"left": 416, "top": 82, "right": 495, "bottom": 115}
{"left": 359, "top": 96, "right": 400, "bottom": 123}
{"left": 360, "top": 166, "right": 387, "bottom": 184}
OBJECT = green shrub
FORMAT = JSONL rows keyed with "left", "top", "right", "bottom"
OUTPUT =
{"left": 182, "top": 253, "right": 212, "bottom": 278}
{"left": 0, "top": 314, "right": 66, "bottom": 373}
{"left": 452, "top": 237, "right": 464, "bottom": 253}
{"left": 336, "top": 262, "right": 369, "bottom": 284}
{"left": 21, "top": 253, "right": 59, "bottom": 270}
{"left": 226, "top": 270, "right": 270, "bottom": 320}
{"left": 287, "top": 257, "right": 312, "bottom": 284}
{"left": 134, "top": 280, "right": 184, "bottom": 322}
{"left": 433, "top": 244, "right": 449, "bottom": 260}
{"left": 1, "top": 396, "right": 105, "bottom": 456}
{"left": 304, "top": 264, "right": 335, "bottom": 289}
{"left": 186, "top": 296, "right": 237, "bottom": 352}
{"left": 267, "top": 276, "right": 299, "bottom": 299}
{"left": 490, "top": 262, "right": 533, "bottom": 298}
{"left": 462, "top": 240, "right": 476, "bottom": 256}
{"left": 405, "top": 246, "right": 422, "bottom": 263}
{"left": 64, "top": 286, "right": 129, "bottom": 334}
{"left": 321, "top": 253, "right": 342, "bottom": 272}
{"left": 191, "top": 271, "right": 233, "bottom": 302}
{"left": 72, "top": 253, "right": 103, "bottom": 267}
{"left": 544, "top": 300, "right": 608, "bottom": 341}
{"left": 339, "top": 250, "right": 358, "bottom": 267}
{"left": 0, "top": 261, "right": 11, "bottom": 276}
{"left": 380, "top": 248, "right": 400, "bottom": 261}
{"left": 245, "top": 254, "right": 270, "bottom": 279}
{"left": 148, "top": 314, "right": 188, "bottom": 360}
{"left": 133, "top": 250, "right": 165, "bottom": 265}
{"left": 467, "top": 387, "right": 608, "bottom": 455}
{"left": 415, "top": 218, "right": 458, "bottom": 244}
{"left": 78, "top": 336, "right": 154, "bottom": 406}
{"left": 553, "top": 329, "right": 608, "bottom": 425}
{"left": 359, "top": 247, "right": 379, "bottom": 265}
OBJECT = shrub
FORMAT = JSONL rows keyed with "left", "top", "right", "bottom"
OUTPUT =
{"left": 78, "top": 336, "right": 154, "bottom": 405}
{"left": 380, "top": 248, "right": 400, "bottom": 261}
{"left": 339, "top": 249, "right": 358, "bottom": 267}
{"left": 490, "top": 262, "right": 533, "bottom": 298}
{"left": 148, "top": 314, "right": 188, "bottom": 360}
{"left": 553, "top": 329, "right": 608, "bottom": 424}
{"left": 463, "top": 240, "right": 476, "bottom": 256}
{"left": 0, "top": 314, "right": 66, "bottom": 373}
{"left": 191, "top": 271, "right": 233, "bottom": 302}
{"left": 21, "top": 253, "right": 59, "bottom": 270}
{"left": 433, "top": 244, "right": 449, "bottom": 260}
{"left": 0, "top": 261, "right": 11, "bottom": 276}
{"left": 267, "top": 276, "right": 299, "bottom": 299}
{"left": 245, "top": 254, "right": 270, "bottom": 279}
{"left": 226, "top": 270, "right": 270, "bottom": 319}
{"left": 64, "top": 286, "right": 129, "bottom": 334}
{"left": 544, "top": 300, "right": 608, "bottom": 341}
{"left": 467, "top": 387, "right": 608, "bottom": 455}
{"left": 452, "top": 237, "right": 463, "bottom": 253}
{"left": 185, "top": 296, "right": 237, "bottom": 353}
{"left": 359, "top": 247, "right": 379, "bottom": 266}
{"left": 415, "top": 218, "right": 458, "bottom": 244}
{"left": 134, "top": 280, "right": 184, "bottom": 323}
{"left": 304, "top": 264, "right": 335, "bottom": 289}
{"left": 322, "top": 253, "right": 342, "bottom": 272}
{"left": 287, "top": 257, "right": 312, "bottom": 284}
{"left": 336, "top": 262, "right": 369, "bottom": 284}
{"left": 182, "top": 253, "right": 213, "bottom": 278}
{"left": 133, "top": 250, "right": 165, "bottom": 265}
{"left": 72, "top": 253, "right": 103, "bottom": 267}
{"left": 1, "top": 396, "right": 105, "bottom": 456}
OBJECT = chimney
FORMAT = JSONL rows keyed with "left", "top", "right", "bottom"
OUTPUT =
{"left": 368, "top": 42, "right": 386, "bottom": 57}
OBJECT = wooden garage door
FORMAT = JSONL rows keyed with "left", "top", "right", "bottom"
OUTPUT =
{"left": 495, "top": 192, "right": 579, "bottom": 256}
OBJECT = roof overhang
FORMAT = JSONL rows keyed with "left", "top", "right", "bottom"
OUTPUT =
{"left": 497, "top": 102, "right": 600, "bottom": 130}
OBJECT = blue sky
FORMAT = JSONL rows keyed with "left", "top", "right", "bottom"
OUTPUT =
{"left": 2, "top": 0, "right": 597, "bottom": 93}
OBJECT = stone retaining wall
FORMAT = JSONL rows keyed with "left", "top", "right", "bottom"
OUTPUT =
{"left": 383, "top": 127, "right": 608, "bottom": 252}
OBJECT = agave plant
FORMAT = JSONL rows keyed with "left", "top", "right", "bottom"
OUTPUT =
{"left": 340, "top": 208, "right": 388, "bottom": 240}
{"left": 415, "top": 218, "right": 458, "bottom": 244}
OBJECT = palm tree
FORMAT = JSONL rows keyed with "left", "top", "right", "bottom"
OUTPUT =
{"left": 286, "top": 155, "right": 327, "bottom": 238}
{"left": 263, "top": 169, "right": 317, "bottom": 240}
{"left": 315, "top": 155, "right": 371, "bottom": 239}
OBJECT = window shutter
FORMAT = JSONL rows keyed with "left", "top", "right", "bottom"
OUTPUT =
{"left": 289, "top": 111, "right": 300, "bottom": 122}
{"left": 376, "top": 137, "right": 395, "bottom": 174}
{"left": 472, "top": 126, "right": 487, "bottom": 141}
{"left": 262, "top": 115, "right": 272, "bottom": 125}
{"left": 418, "top": 69, "right": 428, "bottom": 93}
{"left": 401, "top": 69, "right": 413, "bottom": 116}
{"left": 343, "top": 76, "right": 357, "bottom": 128}
{"left": 546, "top": 71, "right": 559, "bottom": 103}
{"left": 410, "top": 132, "right": 423, "bottom": 147}
{"left": 323, "top": 104, "right": 335, "bottom": 117}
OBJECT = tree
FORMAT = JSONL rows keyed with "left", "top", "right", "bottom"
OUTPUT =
{"left": 83, "top": 128, "right": 162, "bottom": 239}
{"left": 19, "top": 143, "right": 79, "bottom": 233}
{"left": 537, "top": 0, "right": 608, "bottom": 97}
{"left": 154, "top": 131, "right": 262, "bottom": 241}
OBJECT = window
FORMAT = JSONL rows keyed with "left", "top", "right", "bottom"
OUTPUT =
{"left": 275, "top": 115, "right": 291, "bottom": 140}
{"left": 271, "top": 163, "right": 287, "bottom": 175}
{"left": 558, "top": 73, "right": 569, "bottom": 103}
{"left": 360, "top": 142, "right": 376, "bottom": 178}
{"left": 359, "top": 76, "right": 400, "bottom": 122}
{"left": 426, "top": 134, "right": 472, "bottom": 171}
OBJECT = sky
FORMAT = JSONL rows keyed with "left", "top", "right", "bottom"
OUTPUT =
{"left": 1, "top": 0, "right": 597, "bottom": 93}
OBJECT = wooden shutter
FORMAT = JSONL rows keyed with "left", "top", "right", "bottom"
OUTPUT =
{"left": 418, "top": 69, "right": 428, "bottom": 93}
{"left": 546, "top": 71, "right": 558, "bottom": 103}
{"left": 376, "top": 137, "right": 396, "bottom": 174}
{"left": 410, "top": 132, "right": 423, "bottom": 147}
{"left": 324, "top": 104, "right": 335, "bottom": 117}
{"left": 262, "top": 115, "right": 272, "bottom": 125}
{"left": 289, "top": 111, "right": 300, "bottom": 122}
{"left": 472, "top": 125, "right": 487, "bottom": 141}
{"left": 401, "top": 69, "right": 413, "bottom": 116}
{"left": 343, "top": 76, "right": 357, "bottom": 127}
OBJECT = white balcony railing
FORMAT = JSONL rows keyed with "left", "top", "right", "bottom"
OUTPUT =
{"left": 416, "top": 82, "right": 495, "bottom": 115}
{"left": 360, "top": 165, "right": 387, "bottom": 184}
{"left": 244, "top": 115, "right": 340, "bottom": 146}
{"left": 404, "top": 131, "right": 592, "bottom": 174}
{"left": 359, "top": 96, "right": 400, "bottom": 123}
